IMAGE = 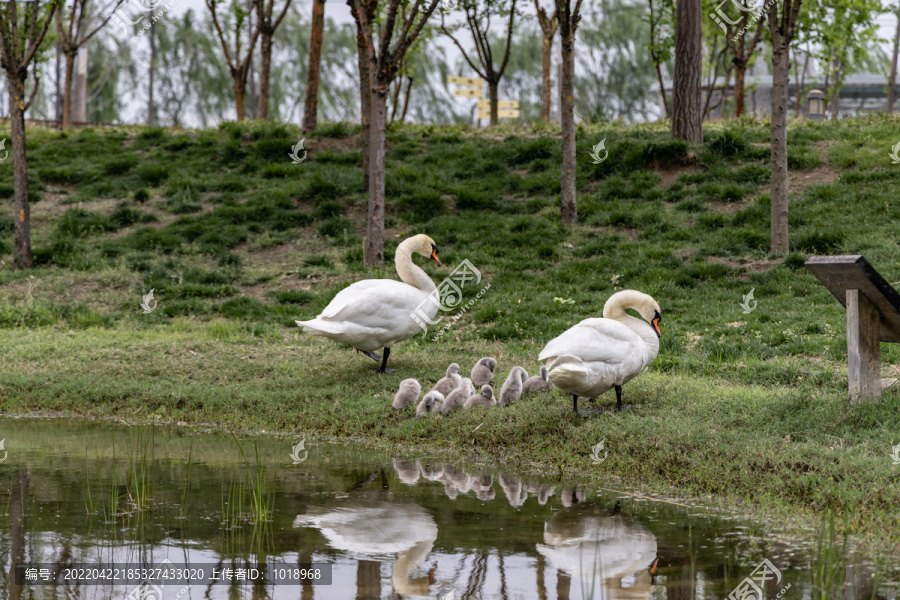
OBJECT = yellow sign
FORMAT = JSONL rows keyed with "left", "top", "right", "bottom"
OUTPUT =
{"left": 476, "top": 100, "right": 519, "bottom": 109}
{"left": 448, "top": 76, "right": 484, "bottom": 87}
{"left": 477, "top": 109, "right": 520, "bottom": 119}
{"left": 453, "top": 88, "right": 482, "bottom": 98}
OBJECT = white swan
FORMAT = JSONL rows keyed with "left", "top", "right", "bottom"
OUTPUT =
{"left": 296, "top": 233, "right": 442, "bottom": 372}
{"left": 538, "top": 290, "right": 661, "bottom": 413}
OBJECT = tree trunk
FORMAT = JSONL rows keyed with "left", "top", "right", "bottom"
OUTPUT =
{"left": 301, "top": 0, "right": 326, "bottom": 131}
{"left": 488, "top": 78, "right": 499, "bottom": 126}
{"left": 9, "top": 76, "right": 32, "bottom": 269}
{"left": 390, "top": 76, "right": 402, "bottom": 122}
{"left": 62, "top": 49, "right": 75, "bottom": 129}
{"left": 55, "top": 41, "right": 62, "bottom": 126}
{"left": 734, "top": 61, "right": 746, "bottom": 117}
{"left": 829, "top": 57, "right": 841, "bottom": 120}
{"left": 258, "top": 33, "right": 273, "bottom": 119}
{"left": 671, "top": 0, "right": 702, "bottom": 142}
{"left": 888, "top": 10, "right": 900, "bottom": 113}
{"left": 9, "top": 470, "right": 29, "bottom": 600}
{"left": 770, "top": 45, "right": 790, "bottom": 253}
{"left": 351, "top": 0, "right": 371, "bottom": 189}
{"left": 559, "top": 27, "right": 577, "bottom": 226}
{"left": 400, "top": 77, "right": 413, "bottom": 122}
{"left": 541, "top": 31, "right": 553, "bottom": 121}
{"left": 365, "top": 89, "right": 387, "bottom": 268}
{"left": 148, "top": 11, "right": 156, "bottom": 126}
{"left": 233, "top": 74, "right": 246, "bottom": 121}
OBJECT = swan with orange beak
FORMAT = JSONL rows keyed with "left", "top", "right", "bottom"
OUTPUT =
{"left": 538, "top": 290, "right": 662, "bottom": 413}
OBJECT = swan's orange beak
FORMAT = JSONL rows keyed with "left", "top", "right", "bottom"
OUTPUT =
{"left": 430, "top": 247, "right": 442, "bottom": 266}
{"left": 652, "top": 312, "right": 661, "bottom": 337}
{"left": 649, "top": 558, "right": 659, "bottom": 576}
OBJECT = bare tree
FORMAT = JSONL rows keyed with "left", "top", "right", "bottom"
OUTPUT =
{"left": 723, "top": 11, "right": 766, "bottom": 117}
{"left": 256, "top": 0, "right": 292, "bottom": 119}
{"left": 349, "top": 0, "right": 376, "bottom": 189}
{"left": 56, "top": 0, "right": 124, "bottom": 129}
{"left": 555, "top": 0, "right": 583, "bottom": 225}
{"left": 767, "top": 0, "right": 803, "bottom": 253}
{"left": 646, "top": 0, "right": 673, "bottom": 118}
{"left": 889, "top": 6, "right": 900, "bottom": 113}
{"left": 671, "top": 0, "right": 701, "bottom": 141}
{"left": 300, "top": 0, "right": 324, "bottom": 128}
{"left": 351, "top": 0, "right": 441, "bottom": 267}
{"left": 206, "top": 0, "right": 259, "bottom": 120}
{"left": 148, "top": 8, "right": 156, "bottom": 125}
{"left": 534, "top": 0, "right": 556, "bottom": 121}
{"left": 0, "top": 0, "right": 58, "bottom": 270}
{"left": 441, "top": 0, "right": 518, "bottom": 126}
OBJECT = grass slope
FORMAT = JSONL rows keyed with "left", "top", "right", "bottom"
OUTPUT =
{"left": 1, "top": 117, "right": 899, "bottom": 549}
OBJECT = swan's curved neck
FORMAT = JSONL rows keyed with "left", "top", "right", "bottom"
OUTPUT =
{"left": 395, "top": 243, "right": 436, "bottom": 293}
{"left": 613, "top": 313, "right": 660, "bottom": 355}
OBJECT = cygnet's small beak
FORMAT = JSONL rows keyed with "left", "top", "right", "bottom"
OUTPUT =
{"left": 430, "top": 246, "right": 442, "bottom": 266}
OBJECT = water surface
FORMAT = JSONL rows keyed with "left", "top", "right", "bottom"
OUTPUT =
{"left": 0, "top": 418, "right": 895, "bottom": 599}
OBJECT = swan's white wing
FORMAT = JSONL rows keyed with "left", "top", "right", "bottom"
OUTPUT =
{"left": 538, "top": 318, "right": 641, "bottom": 365}
{"left": 297, "top": 279, "right": 435, "bottom": 351}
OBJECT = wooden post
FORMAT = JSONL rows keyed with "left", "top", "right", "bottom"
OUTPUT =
{"left": 846, "top": 289, "right": 881, "bottom": 402}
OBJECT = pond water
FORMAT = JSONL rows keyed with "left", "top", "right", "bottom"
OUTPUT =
{"left": 0, "top": 417, "right": 896, "bottom": 600}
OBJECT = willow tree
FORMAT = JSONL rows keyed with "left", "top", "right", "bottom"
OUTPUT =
{"left": 56, "top": 0, "right": 123, "bottom": 128}
{"left": 440, "top": 0, "right": 519, "bottom": 126}
{"left": 534, "top": 0, "right": 556, "bottom": 121}
{"left": 351, "top": 0, "right": 441, "bottom": 267}
{"left": 206, "top": 0, "right": 259, "bottom": 120}
{"left": 255, "top": 0, "right": 293, "bottom": 119}
{"left": 0, "top": 0, "right": 58, "bottom": 270}
{"left": 555, "top": 0, "right": 583, "bottom": 225}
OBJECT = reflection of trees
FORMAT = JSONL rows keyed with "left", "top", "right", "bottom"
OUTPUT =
{"left": 9, "top": 469, "right": 29, "bottom": 600}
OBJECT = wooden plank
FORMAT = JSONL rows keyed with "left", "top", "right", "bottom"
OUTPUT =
{"left": 805, "top": 255, "right": 900, "bottom": 343}
{"left": 846, "top": 289, "right": 882, "bottom": 402}
{"left": 453, "top": 88, "right": 481, "bottom": 98}
{"left": 476, "top": 100, "right": 519, "bottom": 109}
{"left": 448, "top": 76, "right": 483, "bottom": 87}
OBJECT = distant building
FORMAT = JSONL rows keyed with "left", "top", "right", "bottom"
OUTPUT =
{"left": 656, "top": 52, "right": 900, "bottom": 117}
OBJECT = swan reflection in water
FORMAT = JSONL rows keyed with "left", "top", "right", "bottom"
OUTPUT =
{"left": 537, "top": 492, "right": 658, "bottom": 600}
{"left": 392, "top": 458, "right": 556, "bottom": 506}
{"left": 294, "top": 501, "right": 437, "bottom": 598}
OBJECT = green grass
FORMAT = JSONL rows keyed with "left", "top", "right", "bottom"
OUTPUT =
{"left": 1, "top": 116, "right": 900, "bottom": 553}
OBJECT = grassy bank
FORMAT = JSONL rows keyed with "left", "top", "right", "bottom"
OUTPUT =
{"left": 1, "top": 117, "right": 900, "bottom": 550}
